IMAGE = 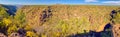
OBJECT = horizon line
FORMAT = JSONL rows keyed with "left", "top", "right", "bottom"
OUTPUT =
{"left": 0, "top": 3, "right": 120, "bottom": 6}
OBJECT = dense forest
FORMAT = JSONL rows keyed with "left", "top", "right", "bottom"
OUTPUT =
{"left": 0, "top": 5, "right": 120, "bottom": 37}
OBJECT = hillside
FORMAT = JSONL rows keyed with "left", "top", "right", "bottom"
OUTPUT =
{"left": 0, "top": 5, "right": 120, "bottom": 37}
{"left": 16, "top": 5, "right": 119, "bottom": 37}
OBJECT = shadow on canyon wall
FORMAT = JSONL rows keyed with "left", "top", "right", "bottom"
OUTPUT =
{"left": 2, "top": 5, "right": 21, "bottom": 16}
{"left": 67, "top": 23, "right": 112, "bottom": 37}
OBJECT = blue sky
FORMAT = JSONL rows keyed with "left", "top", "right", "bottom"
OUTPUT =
{"left": 0, "top": 0, "right": 120, "bottom": 5}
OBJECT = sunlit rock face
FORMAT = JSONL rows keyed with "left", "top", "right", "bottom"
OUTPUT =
{"left": 111, "top": 8, "right": 120, "bottom": 37}
{"left": 112, "top": 24, "right": 120, "bottom": 37}
{"left": 8, "top": 32, "right": 20, "bottom": 37}
{"left": 0, "top": 33, "right": 7, "bottom": 37}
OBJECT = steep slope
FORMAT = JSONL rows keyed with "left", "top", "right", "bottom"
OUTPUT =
{"left": 110, "top": 8, "right": 120, "bottom": 37}
{"left": 43, "top": 5, "right": 118, "bottom": 37}
{"left": 0, "top": 5, "right": 10, "bottom": 37}
{"left": 2, "top": 5, "right": 17, "bottom": 15}
{"left": 0, "top": 5, "right": 119, "bottom": 37}
{"left": 15, "top": 5, "right": 119, "bottom": 37}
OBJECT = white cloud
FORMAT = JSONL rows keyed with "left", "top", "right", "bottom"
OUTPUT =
{"left": 102, "top": 1, "right": 120, "bottom": 5}
{"left": 102, "top": 1, "right": 120, "bottom": 4}
{"left": 85, "top": 0, "right": 98, "bottom": 2}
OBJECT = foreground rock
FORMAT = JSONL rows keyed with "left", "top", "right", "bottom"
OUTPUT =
{"left": 0, "top": 33, "right": 6, "bottom": 37}
{"left": 112, "top": 24, "right": 120, "bottom": 37}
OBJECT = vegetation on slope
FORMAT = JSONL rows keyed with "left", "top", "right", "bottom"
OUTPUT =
{"left": 41, "top": 5, "right": 118, "bottom": 37}
{"left": 111, "top": 8, "right": 120, "bottom": 24}
{"left": 16, "top": 5, "right": 119, "bottom": 37}
{"left": 110, "top": 8, "right": 120, "bottom": 37}
{"left": 0, "top": 5, "right": 120, "bottom": 37}
{"left": 0, "top": 5, "right": 11, "bottom": 35}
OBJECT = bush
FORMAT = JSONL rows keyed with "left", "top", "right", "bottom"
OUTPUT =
{"left": 26, "top": 31, "right": 38, "bottom": 37}
{"left": 2, "top": 18, "right": 12, "bottom": 27}
{"left": 7, "top": 25, "right": 18, "bottom": 35}
{"left": 24, "top": 25, "right": 33, "bottom": 31}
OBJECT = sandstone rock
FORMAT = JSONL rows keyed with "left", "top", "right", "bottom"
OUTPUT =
{"left": 8, "top": 32, "right": 20, "bottom": 37}
{"left": 112, "top": 24, "right": 120, "bottom": 37}
{"left": 0, "top": 33, "right": 7, "bottom": 37}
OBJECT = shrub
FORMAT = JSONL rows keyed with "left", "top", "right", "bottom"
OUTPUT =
{"left": 24, "top": 25, "right": 33, "bottom": 31}
{"left": 7, "top": 25, "right": 18, "bottom": 35}
{"left": 2, "top": 18, "right": 12, "bottom": 27}
{"left": 26, "top": 31, "right": 38, "bottom": 37}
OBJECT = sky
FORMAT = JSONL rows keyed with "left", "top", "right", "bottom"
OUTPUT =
{"left": 0, "top": 0, "right": 120, "bottom": 5}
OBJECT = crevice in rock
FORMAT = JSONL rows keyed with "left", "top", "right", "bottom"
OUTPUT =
{"left": 40, "top": 6, "right": 52, "bottom": 24}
